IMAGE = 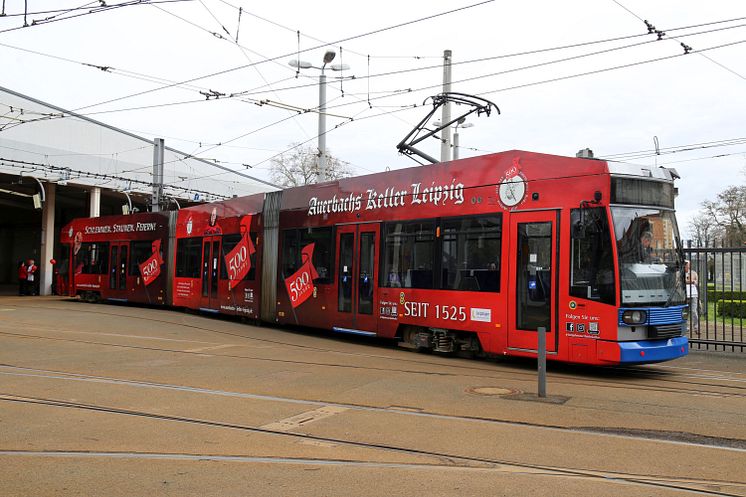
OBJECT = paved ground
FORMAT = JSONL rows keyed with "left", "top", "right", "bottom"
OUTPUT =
{"left": 0, "top": 296, "right": 744, "bottom": 496}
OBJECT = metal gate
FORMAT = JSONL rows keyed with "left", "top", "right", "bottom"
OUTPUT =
{"left": 683, "top": 247, "right": 746, "bottom": 352}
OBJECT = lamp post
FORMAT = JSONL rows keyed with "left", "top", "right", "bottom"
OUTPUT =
{"left": 434, "top": 119, "right": 474, "bottom": 161}
{"left": 453, "top": 119, "right": 474, "bottom": 160}
{"left": 289, "top": 51, "right": 349, "bottom": 183}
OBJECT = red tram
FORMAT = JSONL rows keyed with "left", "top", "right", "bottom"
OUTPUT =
{"left": 60, "top": 150, "right": 689, "bottom": 365}
{"left": 60, "top": 211, "right": 172, "bottom": 305}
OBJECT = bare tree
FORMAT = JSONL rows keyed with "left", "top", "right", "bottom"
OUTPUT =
{"left": 688, "top": 212, "right": 722, "bottom": 247}
{"left": 270, "top": 144, "right": 352, "bottom": 187}
{"left": 700, "top": 185, "right": 746, "bottom": 247}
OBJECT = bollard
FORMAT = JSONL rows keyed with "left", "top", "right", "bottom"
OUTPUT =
{"left": 538, "top": 326, "right": 546, "bottom": 398}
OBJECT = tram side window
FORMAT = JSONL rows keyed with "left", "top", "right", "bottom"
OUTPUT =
{"left": 301, "top": 227, "right": 333, "bottom": 283}
{"left": 220, "top": 233, "right": 257, "bottom": 281}
{"left": 570, "top": 207, "right": 616, "bottom": 305}
{"left": 281, "top": 229, "right": 300, "bottom": 276}
{"left": 281, "top": 227, "right": 334, "bottom": 284}
{"left": 75, "top": 242, "right": 109, "bottom": 274}
{"left": 382, "top": 221, "right": 435, "bottom": 289}
{"left": 176, "top": 238, "right": 202, "bottom": 278}
{"left": 441, "top": 215, "right": 502, "bottom": 292}
{"left": 130, "top": 241, "right": 154, "bottom": 276}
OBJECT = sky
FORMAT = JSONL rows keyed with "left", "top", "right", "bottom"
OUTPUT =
{"left": 1, "top": 0, "right": 744, "bottom": 238}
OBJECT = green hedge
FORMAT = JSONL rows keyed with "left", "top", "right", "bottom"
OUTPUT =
{"left": 706, "top": 289, "right": 746, "bottom": 302}
{"left": 716, "top": 300, "right": 746, "bottom": 319}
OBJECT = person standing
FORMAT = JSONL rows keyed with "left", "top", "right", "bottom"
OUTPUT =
{"left": 17, "top": 260, "right": 27, "bottom": 296}
{"left": 639, "top": 231, "right": 654, "bottom": 263}
{"left": 25, "top": 259, "right": 38, "bottom": 296}
{"left": 685, "top": 260, "right": 699, "bottom": 331}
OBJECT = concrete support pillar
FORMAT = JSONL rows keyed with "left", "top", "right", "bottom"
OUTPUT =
{"left": 89, "top": 187, "right": 101, "bottom": 218}
{"left": 40, "top": 182, "right": 56, "bottom": 296}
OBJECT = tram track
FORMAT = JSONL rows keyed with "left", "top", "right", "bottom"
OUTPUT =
{"left": 7, "top": 301, "right": 746, "bottom": 383}
{"left": 0, "top": 393, "right": 744, "bottom": 496}
{"left": 1, "top": 450, "right": 745, "bottom": 497}
{"left": 7, "top": 301, "right": 746, "bottom": 388}
{"left": 1, "top": 364, "right": 744, "bottom": 451}
{"left": 1, "top": 325, "right": 745, "bottom": 403}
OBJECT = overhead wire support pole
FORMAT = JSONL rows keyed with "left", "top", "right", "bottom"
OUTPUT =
{"left": 440, "top": 49, "right": 452, "bottom": 162}
{"left": 318, "top": 68, "right": 328, "bottom": 183}
{"left": 152, "top": 138, "right": 164, "bottom": 212}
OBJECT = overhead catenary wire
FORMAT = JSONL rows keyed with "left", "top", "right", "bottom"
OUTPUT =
{"left": 2, "top": 14, "right": 730, "bottom": 159}
{"left": 65, "top": 0, "right": 497, "bottom": 113}
{"left": 0, "top": 0, "right": 193, "bottom": 35}
{"left": 4, "top": 5, "right": 743, "bottom": 189}
{"left": 0, "top": 157, "right": 227, "bottom": 199}
{"left": 169, "top": 24, "right": 746, "bottom": 182}
{"left": 212, "top": 0, "right": 442, "bottom": 60}
{"left": 22, "top": 26, "right": 740, "bottom": 188}
{"left": 0, "top": 0, "right": 141, "bottom": 17}
{"left": 316, "top": 23, "right": 746, "bottom": 112}
{"left": 226, "top": 16, "right": 746, "bottom": 99}
{"left": 157, "top": 0, "right": 313, "bottom": 140}
{"left": 610, "top": 0, "right": 746, "bottom": 81}
{"left": 474, "top": 37, "right": 746, "bottom": 98}
{"left": 600, "top": 137, "right": 746, "bottom": 161}
{"left": 167, "top": 104, "right": 421, "bottom": 186}
{"left": 0, "top": 84, "right": 278, "bottom": 190}
{"left": 3, "top": 15, "right": 742, "bottom": 125}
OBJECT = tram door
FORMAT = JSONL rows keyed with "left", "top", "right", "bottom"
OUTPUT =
{"left": 507, "top": 211, "right": 558, "bottom": 352}
{"left": 335, "top": 224, "right": 380, "bottom": 332}
{"left": 200, "top": 237, "right": 221, "bottom": 310}
{"left": 108, "top": 242, "right": 129, "bottom": 300}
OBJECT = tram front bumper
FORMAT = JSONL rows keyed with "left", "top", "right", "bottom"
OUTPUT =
{"left": 616, "top": 336, "right": 688, "bottom": 364}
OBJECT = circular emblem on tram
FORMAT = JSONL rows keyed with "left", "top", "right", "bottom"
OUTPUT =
{"left": 497, "top": 159, "right": 527, "bottom": 208}
{"left": 186, "top": 217, "right": 193, "bottom": 235}
{"left": 569, "top": 300, "right": 577, "bottom": 310}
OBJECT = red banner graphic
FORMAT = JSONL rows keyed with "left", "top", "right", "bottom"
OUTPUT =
{"left": 225, "top": 215, "right": 256, "bottom": 290}
{"left": 284, "top": 243, "right": 318, "bottom": 308}
{"left": 139, "top": 239, "right": 163, "bottom": 286}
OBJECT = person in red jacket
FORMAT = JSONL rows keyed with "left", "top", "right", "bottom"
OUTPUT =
{"left": 17, "top": 260, "right": 27, "bottom": 296}
{"left": 25, "top": 259, "right": 38, "bottom": 296}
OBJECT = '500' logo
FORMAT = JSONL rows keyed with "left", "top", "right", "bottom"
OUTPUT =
{"left": 141, "top": 259, "right": 158, "bottom": 277}
{"left": 227, "top": 244, "right": 248, "bottom": 280}
{"left": 289, "top": 270, "right": 311, "bottom": 303}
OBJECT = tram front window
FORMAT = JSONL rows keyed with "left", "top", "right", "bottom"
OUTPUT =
{"left": 611, "top": 207, "right": 685, "bottom": 307}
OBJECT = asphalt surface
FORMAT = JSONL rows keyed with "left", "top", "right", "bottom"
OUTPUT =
{"left": 0, "top": 296, "right": 744, "bottom": 496}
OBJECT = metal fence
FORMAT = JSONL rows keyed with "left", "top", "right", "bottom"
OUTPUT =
{"left": 683, "top": 247, "right": 746, "bottom": 352}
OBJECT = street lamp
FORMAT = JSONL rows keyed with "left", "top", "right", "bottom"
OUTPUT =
{"left": 453, "top": 119, "right": 474, "bottom": 160}
{"left": 433, "top": 118, "right": 475, "bottom": 160}
{"left": 289, "top": 50, "right": 350, "bottom": 183}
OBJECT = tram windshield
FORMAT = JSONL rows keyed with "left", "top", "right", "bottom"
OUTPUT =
{"left": 611, "top": 207, "right": 685, "bottom": 307}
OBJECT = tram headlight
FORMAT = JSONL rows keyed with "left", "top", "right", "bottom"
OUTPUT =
{"left": 682, "top": 308, "right": 689, "bottom": 321}
{"left": 622, "top": 310, "right": 647, "bottom": 325}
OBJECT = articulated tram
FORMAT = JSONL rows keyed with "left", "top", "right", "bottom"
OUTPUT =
{"left": 60, "top": 150, "right": 689, "bottom": 365}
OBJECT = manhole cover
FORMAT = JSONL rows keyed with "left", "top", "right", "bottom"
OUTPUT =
{"left": 466, "top": 386, "right": 521, "bottom": 396}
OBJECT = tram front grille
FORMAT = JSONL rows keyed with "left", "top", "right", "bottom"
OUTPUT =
{"left": 649, "top": 324, "right": 683, "bottom": 339}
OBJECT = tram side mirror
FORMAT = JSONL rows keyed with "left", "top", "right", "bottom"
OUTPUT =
{"left": 571, "top": 221, "right": 586, "bottom": 240}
